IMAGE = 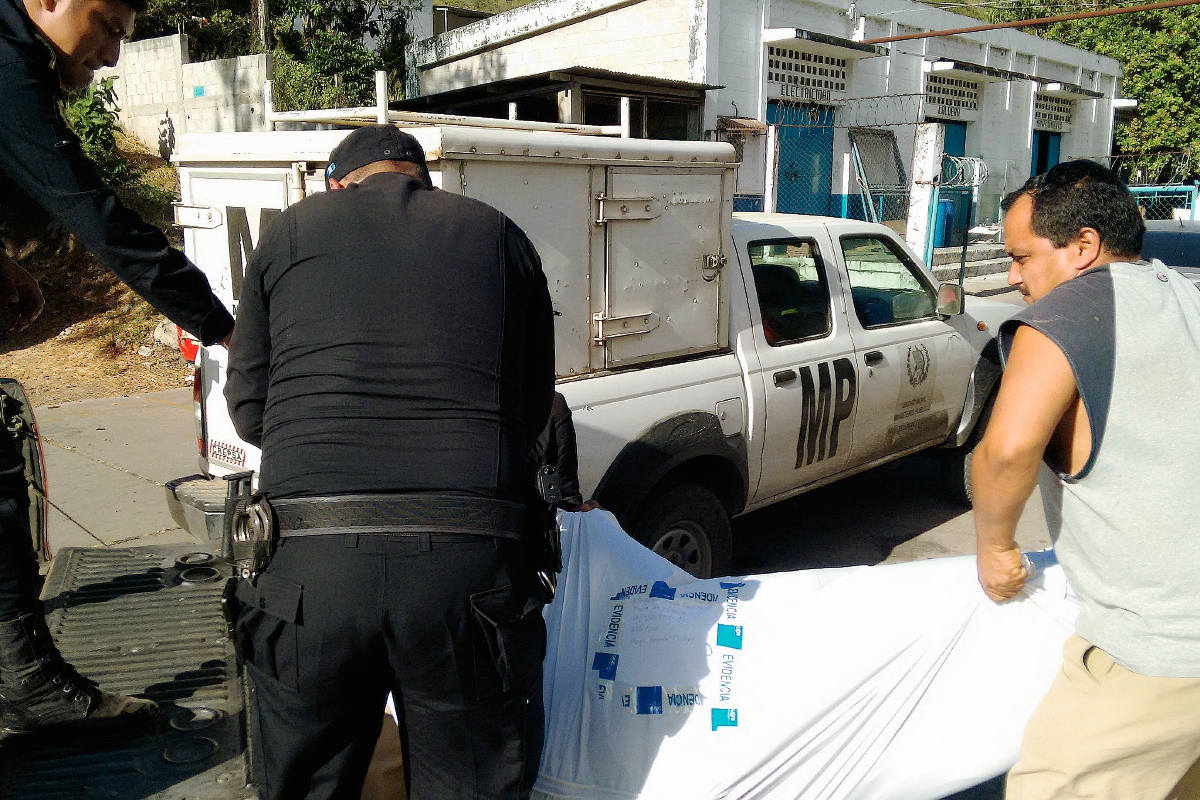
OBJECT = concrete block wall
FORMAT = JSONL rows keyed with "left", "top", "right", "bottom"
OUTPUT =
{"left": 94, "top": 34, "right": 269, "bottom": 158}
{"left": 420, "top": 0, "right": 694, "bottom": 96}
{"left": 181, "top": 54, "right": 272, "bottom": 135}
{"left": 95, "top": 35, "right": 186, "bottom": 157}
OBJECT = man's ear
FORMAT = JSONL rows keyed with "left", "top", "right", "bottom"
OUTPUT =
{"left": 1071, "top": 227, "right": 1103, "bottom": 271}
{"left": 327, "top": 177, "right": 346, "bottom": 192}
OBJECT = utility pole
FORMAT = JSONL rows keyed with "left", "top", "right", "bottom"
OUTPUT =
{"left": 250, "top": 0, "right": 269, "bottom": 51}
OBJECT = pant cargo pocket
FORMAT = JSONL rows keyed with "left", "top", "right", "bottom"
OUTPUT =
{"left": 469, "top": 584, "right": 546, "bottom": 701}
{"left": 236, "top": 573, "right": 305, "bottom": 693}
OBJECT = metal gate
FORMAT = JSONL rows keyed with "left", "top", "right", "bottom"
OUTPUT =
{"left": 768, "top": 102, "right": 835, "bottom": 216}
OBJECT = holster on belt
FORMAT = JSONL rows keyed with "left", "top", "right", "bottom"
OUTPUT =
{"left": 533, "top": 466, "right": 564, "bottom": 601}
{"left": 220, "top": 473, "right": 278, "bottom": 638}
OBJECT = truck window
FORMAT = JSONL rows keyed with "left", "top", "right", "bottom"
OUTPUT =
{"left": 747, "top": 240, "right": 832, "bottom": 345}
{"left": 840, "top": 236, "right": 937, "bottom": 329}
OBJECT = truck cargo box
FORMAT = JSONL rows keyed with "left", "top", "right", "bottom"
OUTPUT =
{"left": 172, "top": 125, "right": 737, "bottom": 476}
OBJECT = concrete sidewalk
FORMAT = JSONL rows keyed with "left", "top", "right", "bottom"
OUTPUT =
{"left": 35, "top": 388, "right": 200, "bottom": 554}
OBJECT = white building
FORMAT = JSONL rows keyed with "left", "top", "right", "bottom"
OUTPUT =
{"left": 402, "top": 0, "right": 1125, "bottom": 244}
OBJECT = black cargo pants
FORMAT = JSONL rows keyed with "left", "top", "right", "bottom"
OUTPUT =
{"left": 237, "top": 531, "right": 547, "bottom": 799}
{"left": 0, "top": 387, "right": 41, "bottom": 623}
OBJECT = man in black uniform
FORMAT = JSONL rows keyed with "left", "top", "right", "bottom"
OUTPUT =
{"left": 225, "top": 125, "right": 555, "bottom": 798}
{"left": 0, "top": 0, "right": 234, "bottom": 742}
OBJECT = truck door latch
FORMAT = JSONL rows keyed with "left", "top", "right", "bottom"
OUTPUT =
{"left": 595, "top": 194, "right": 662, "bottom": 223}
{"left": 173, "top": 204, "right": 224, "bottom": 229}
{"left": 593, "top": 311, "right": 661, "bottom": 343}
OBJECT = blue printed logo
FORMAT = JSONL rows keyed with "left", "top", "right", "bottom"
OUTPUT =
{"left": 636, "top": 686, "right": 663, "bottom": 715}
{"left": 326, "top": 162, "right": 336, "bottom": 177}
{"left": 649, "top": 581, "right": 676, "bottom": 600}
{"left": 719, "top": 581, "right": 746, "bottom": 589}
{"left": 716, "top": 624, "right": 743, "bottom": 650}
{"left": 711, "top": 708, "right": 738, "bottom": 730}
{"left": 591, "top": 652, "right": 619, "bottom": 681}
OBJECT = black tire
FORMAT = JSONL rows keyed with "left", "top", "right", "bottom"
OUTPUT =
{"left": 630, "top": 484, "right": 733, "bottom": 579}
{"left": 941, "top": 444, "right": 975, "bottom": 507}
{"left": 941, "top": 392, "right": 996, "bottom": 507}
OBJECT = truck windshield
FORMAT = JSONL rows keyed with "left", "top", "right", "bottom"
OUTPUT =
{"left": 747, "top": 239, "right": 832, "bottom": 345}
{"left": 840, "top": 236, "right": 936, "bottom": 329}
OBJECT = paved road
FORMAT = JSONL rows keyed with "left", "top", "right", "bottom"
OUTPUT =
{"left": 35, "top": 387, "right": 199, "bottom": 553}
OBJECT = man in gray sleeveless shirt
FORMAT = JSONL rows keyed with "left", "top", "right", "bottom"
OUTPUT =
{"left": 972, "top": 160, "right": 1200, "bottom": 798}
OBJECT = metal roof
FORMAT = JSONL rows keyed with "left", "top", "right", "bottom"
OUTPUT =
{"left": 395, "top": 67, "right": 722, "bottom": 112}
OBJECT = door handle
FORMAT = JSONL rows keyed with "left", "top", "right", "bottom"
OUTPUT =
{"left": 864, "top": 350, "right": 884, "bottom": 366}
{"left": 773, "top": 369, "right": 797, "bottom": 387}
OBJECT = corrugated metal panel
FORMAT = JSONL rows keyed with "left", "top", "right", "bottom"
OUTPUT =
{"left": 0, "top": 545, "right": 252, "bottom": 799}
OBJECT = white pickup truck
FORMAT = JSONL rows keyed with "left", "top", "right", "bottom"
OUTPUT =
{"left": 164, "top": 118, "right": 1015, "bottom": 579}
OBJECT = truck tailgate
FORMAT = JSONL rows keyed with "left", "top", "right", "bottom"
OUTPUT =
{"left": 0, "top": 545, "right": 251, "bottom": 799}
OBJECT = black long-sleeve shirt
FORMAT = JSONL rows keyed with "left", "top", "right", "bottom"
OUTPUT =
{"left": 530, "top": 393, "right": 584, "bottom": 509}
{"left": 0, "top": 0, "right": 233, "bottom": 344}
{"left": 225, "top": 172, "right": 555, "bottom": 502}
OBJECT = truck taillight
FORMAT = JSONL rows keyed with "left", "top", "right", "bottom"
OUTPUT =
{"left": 193, "top": 365, "right": 207, "bottom": 458}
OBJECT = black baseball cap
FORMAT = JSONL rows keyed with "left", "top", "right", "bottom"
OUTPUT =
{"left": 324, "top": 125, "right": 430, "bottom": 189}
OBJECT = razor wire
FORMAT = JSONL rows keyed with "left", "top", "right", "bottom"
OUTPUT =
{"left": 940, "top": 156, "right": 989, "bottom": 188}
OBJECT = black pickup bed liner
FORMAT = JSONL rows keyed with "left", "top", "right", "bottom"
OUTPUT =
{"left": 0, "top": 544, "right": 252, "bottom": 799}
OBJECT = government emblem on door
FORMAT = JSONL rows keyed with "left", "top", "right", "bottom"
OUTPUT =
{"left": 907, "top": 343, "right": 930, "bottom": 387}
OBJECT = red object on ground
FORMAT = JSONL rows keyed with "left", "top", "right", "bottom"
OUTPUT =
{"left": 178, "top": 327, "right": 200, "bottom": 362}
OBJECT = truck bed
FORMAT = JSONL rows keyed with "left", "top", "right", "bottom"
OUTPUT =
{"left": 0, "top": 544, "right": 251, "bottom": 799}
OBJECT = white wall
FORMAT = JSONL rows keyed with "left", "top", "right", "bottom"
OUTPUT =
{"left": 416, "top": 0, "right": 698, "bottom": 96}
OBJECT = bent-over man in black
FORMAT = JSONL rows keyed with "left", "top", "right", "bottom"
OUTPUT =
{"left": 0, "top": 0, "right": 233, "bottom": 744}
{"left": 225, "top": 125, "right": 555, "bottom": 799}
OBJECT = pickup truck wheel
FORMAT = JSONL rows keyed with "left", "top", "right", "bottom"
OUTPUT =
{"left": 631, "top": 484, "right": 733, "bottom": 579}
{"left": 941, "top": 393, "right": 996, "bottom": 507}
{"left": 941, "top": 444, "right": 975, "bottom": 507}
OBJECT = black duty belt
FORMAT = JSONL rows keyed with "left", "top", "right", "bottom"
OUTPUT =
{"left": 271, "top": 494, "right": 528, "bottom": 540}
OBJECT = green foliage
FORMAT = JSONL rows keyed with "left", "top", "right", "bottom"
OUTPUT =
{"left": 271, "top": 47, "right": 357, "bottom": 111}
{"left": 986, "top": 2, "right": 1200, "bottom": 159}
{"left": 63, "top": 78, "right": 141, "bottom": 186}
{"left": 272, "top": 0, "right": 418, "bottom": 106}
{"left": 134, "top": 0, "right": 255, "bottom": 61}
{"left": 133, "top": 0, "right": 423, "bottom": 110}
{"left": 1046, "top": 8, "right": 1200, "bottom": 156}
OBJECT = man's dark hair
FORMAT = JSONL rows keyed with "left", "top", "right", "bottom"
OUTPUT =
{"left": 1000, "top": 159, "right": 1144, "bottom": 258}
{"left": 115, "top": 0, "right": 148, "bottom": 13}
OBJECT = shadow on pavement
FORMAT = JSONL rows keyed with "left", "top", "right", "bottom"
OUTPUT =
{"left": 733, "top": 453, "right": 966, "bottom": 574}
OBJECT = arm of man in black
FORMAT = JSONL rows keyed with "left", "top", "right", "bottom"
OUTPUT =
{"left": 224, "top": 210, "right": 286, "bottom": 448}
{"left": 506, "top": 218, "right": 555, "bottom": 445}
{"left": 0, "top": 58, "right": 234, "bottom": 344}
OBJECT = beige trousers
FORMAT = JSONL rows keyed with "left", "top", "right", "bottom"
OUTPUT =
{"left": 1007, "top": 634, "right": 1200, "bottom": 800}
{"left": 359, "top": 713, "right": 407, "bottom": 800}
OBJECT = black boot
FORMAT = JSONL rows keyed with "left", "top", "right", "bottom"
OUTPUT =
{"left": 0, "top": 612, "right": 159, "bottom": 744}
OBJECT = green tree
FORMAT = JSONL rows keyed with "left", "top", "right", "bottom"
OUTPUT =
{"left": 988, "top": 2, "right": 1200, "bottom": 161}
{"left": 272, "top": 0, "right": 418, "bottom": 105}
{"left": 134, "top": 0, "right": 419, "bottom": 108}
{"left": 134, "top": 0, "right": 255, "bottom": 61}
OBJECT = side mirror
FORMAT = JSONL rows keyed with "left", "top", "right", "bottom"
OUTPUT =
{"left": 937, "top": 283, "right": 964, "bottom": 316}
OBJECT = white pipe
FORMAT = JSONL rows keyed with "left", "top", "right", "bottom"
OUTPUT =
{"left": 289, "top": 162, "right": 307, "bottom": 204}
{"left": 263, "top": 80, "right": 275, "bottom": 131}
{"left": 508, "top": 102, "right": 518, "bottom": 121}
{"left": 375, "top": 71, "right": 388, "bottom": 125}
{"left": 266, "top": 106, "right": 624, "bottom": 136}
{"left": 620, "top": 96, "right": 631, "bottom": 138}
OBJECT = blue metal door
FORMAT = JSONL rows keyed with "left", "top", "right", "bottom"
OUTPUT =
{"left": 1031, "top": 131, "right": 1062, "bottom": 176}
{"left": 768, "top": 102, "right": 835, "bottom": 216}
